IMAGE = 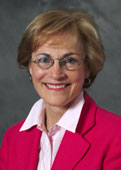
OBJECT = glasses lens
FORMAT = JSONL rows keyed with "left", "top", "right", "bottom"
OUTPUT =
{"left": 61, "top": 55, "right": 81, "bottom": 70}
{"left": 37, "top": 54, "right": 52, "bottom": 69}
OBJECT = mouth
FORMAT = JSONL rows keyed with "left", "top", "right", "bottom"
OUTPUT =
{"left": 44, "top": 83, "right": 70, "bottom": 90}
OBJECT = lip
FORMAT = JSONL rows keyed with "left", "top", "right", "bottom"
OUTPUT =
{"left": 44, "top": 83, "right": 70, "bottom": 91}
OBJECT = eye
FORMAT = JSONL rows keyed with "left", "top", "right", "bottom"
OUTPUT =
{"left": 34, "top": 53, "right": 53, "bottom": 69}
{"left": 63, "top": 57, "right": 78, "bottom": 65}
{"left": 37, "top": 54, "right": 50, "bottom": 64}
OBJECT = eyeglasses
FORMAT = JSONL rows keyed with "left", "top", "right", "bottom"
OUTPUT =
{"left": 31, "top": 53, "right": 86, "bottom": 71}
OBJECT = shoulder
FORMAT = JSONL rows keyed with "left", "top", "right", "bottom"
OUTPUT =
{"left": 97, "top": 107, "right": 121, "bottom": 126}
{"left": 85, "top": 92, "right": 121, "bottom": 128}
{"left": 84, "top": 92, "right": 121, "bottom": 132}
{"left": 95, "top": 106, "right": 121, "bottom": 138}
{"left": 0, "top": 120, "right": 25, "bottom": 149}
{"left": 3, "top": 120, "right": 25, "bottom": 139}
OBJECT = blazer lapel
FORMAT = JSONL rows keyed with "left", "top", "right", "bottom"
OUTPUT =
{"left": 16, "top": 126, "right": 42, "bottom": 170}
{"left": 52, "top": 92, "right": 97, "bottom": 170}
{"left": 51, "top": 130, "right": 90, "bottom": 170}
{"left": 76, "top": 92, "right": 97, "bottom": 135}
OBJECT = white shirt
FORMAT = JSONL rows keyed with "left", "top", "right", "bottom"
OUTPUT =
{"left": 20, "top": 92, "right": 84, "bottom": 170}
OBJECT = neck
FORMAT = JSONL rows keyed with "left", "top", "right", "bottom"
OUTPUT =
{"left": 45, "top": 104, "right": 68, "bottom": 131}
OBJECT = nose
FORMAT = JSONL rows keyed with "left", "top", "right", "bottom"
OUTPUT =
{"left": 49, "top": 60, "right": 67, "bottom": 80}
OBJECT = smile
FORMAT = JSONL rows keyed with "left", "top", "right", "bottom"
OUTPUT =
{"left": 45, "top": 83, "right": 69, "bottom": 90}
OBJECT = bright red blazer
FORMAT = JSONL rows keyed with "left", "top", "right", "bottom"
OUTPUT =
{"left": 1, "top": 92, "right": 121, "bottom": 170}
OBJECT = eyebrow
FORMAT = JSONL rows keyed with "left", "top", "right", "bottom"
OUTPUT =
{"left": 35, "top": 52, "right": 80, "bottom": 59}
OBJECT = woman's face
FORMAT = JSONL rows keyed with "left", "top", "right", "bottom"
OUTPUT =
{"left": 29, "top": 34, "right": 90, "bottom": 109}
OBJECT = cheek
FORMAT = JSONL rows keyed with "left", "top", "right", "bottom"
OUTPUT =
{"left": 70, "top": 71, "right": 85, "bottom": 85}
{"left": 68, "top": 72, "right": 85, "bottom": 100}
{"left": 30, "top": 65, "right": 45, "bottom": 81}
{"left": 69, "top": 70, "right": 87, "bottom": 94}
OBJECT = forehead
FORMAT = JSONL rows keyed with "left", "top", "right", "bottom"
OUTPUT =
{"left": 34, "top": 33, "right": 84, "bottom": 53}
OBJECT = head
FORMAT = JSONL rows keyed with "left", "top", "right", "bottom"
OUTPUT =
{"left": 17, "top": 9, "right": 105, "bottom": 88}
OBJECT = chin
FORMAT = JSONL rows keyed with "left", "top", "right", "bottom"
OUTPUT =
{"left": 47, "top": 100, "right": 68, "bottom": 107}
{"left": 44, "top": 95, "right": 75, "bottom": 108}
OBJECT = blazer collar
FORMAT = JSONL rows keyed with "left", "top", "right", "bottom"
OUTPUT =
{"left": 52, "top": 92, "right": 97, "bottom": 170}
{"left": 76, "top": 91, "right": 97, "bottom": 135}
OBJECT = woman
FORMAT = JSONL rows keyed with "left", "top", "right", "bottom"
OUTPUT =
{"left": 0, "top": 9, "right": 121, "bottom": 170}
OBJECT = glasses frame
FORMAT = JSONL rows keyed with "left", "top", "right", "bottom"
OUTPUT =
{"left": 31, "top": 53, "right": 86, "bottom": 71}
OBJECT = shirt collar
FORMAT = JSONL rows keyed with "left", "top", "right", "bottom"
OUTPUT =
{"left": 19, "top": 99, "right": 45, "bottom": 131}
{"left": 19, "top": 92, "right": 84, "bottom": 133}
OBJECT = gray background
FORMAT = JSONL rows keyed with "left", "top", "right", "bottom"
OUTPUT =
{"left": 0, "top": 0, "right": 121, "bottom": 145}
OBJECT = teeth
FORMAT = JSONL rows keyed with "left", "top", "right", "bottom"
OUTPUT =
{"left": 46, "top": 84, "right": 66, "bottom": 89}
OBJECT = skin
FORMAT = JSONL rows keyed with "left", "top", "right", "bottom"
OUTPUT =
{"left": 29, "top": 34, "right": 90, "bottom": 130}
